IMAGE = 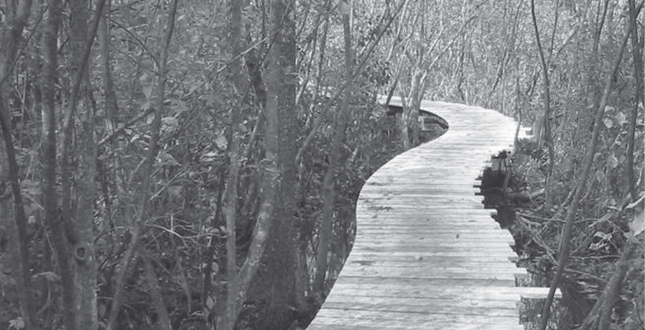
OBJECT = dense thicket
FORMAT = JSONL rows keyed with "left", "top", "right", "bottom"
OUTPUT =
{"left": 0, "top": 0, "right": 642, "bottom": 329}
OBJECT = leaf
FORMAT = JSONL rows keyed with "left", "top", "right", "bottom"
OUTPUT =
{"left": 215, "top": 134, "right": 228, "bottom": 150}
{"left": 629, "top": 208, "right": 644, "bottom": 236}
{"left": 9, "top": 317, "right": 24, "bottom": 330}
{"left": 146, "top": 111, "right": 154, "bottom": 124}
{"left": 158, "top": 151, "right": 180, "bottom": 166}
{"left": 608, "top": 154, "right": 619, "bottom": 169}
{"left": 206, "top": 296, "right": 216, "bottom": 310}
{"left": 603, "top": 118, "right": 613, "bottom": 128}
{"left": 161, "top": 117, "right": 179, "bottom": 131}
{"left": 616, "top": 111, "right": 627, "bottom": 125}
{"left": 140, "top": 73, "right": 153, "bottom": 99}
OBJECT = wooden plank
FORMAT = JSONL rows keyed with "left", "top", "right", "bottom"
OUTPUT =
{"left": 309, "top": 309, "right": 523, "bottom": 330}
{"left": 324, "top": 295, "right": 522, "bottom": 311}
{"left": 347, "top": 252, "right": 518, "bottom": 263}
{"left": 321, "top": 279, "right": 560, "bottom": 301}
{"left": 325, "top": 277, "right": 532, "bottom": 298}
{"left": 322, "top": 301, "right": 520, "bottom": 317}
{"left": 309, "top": 323, "right": 517, "bottom": 330}
{"left": 344, "top": 257, "right": 521, "bottom": 268}
{"left": 350, "top": 246, "right": 518, "bottom": 254}
{"left": 355, "top": 227, "right": 510, "bottom": 233}
{"left": 353, "top": 236, "right": 515, "bottom": 244}
{"left": 354, "top": 230, "right": 514, "bottom": 238}
{"left": 355, "top": 229, "right": 514, "bottom": 237}
{"left": 351, "top": 241, "right": 516, "bottom": 250}
{"left": 357, "top": 217, "right": 500, "bottom": 223}
{"left": 338, "top": 268, "right": 522, "bottom": 282}
{"left": 344, "top": 251, "right": 519, "bottom": 260}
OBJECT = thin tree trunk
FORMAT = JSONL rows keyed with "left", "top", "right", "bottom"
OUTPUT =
{"left": 297, "top": 0, "right": 404, "bottom": 161}
{"left": 201, "top": 166, "right": 226, "bottom": 322}
{"left": 295, "top": 1, "right": 332, "bottom": 164}
{"left": 510, "top": 0, "right": 525, "bottom": 147}
{"left": 65, "top": 1, "right": 105, "bottom": 329}
{"left": 538, "top": 23, "right": 632, "bottom": 330}
{"left": 0, "top": 97, "right": 39, "bottom": 330}
{"left": 248, "top": 0, "right": 299, "bottom": 327}
{"left": 225, "top": 1, "right": 291, "bottom": 325}
{"left": 71, "top": 80, "right": 99, "bottom": 330}
{"left": 105, "top": 1, "right": 179, "bottom": 328}
{"left": 0, "top": 0, "right": 36, "bottom": 328}
{"left": 230, "top": 172, "right": 278, "bottom": 315}
{"left": 61, "top": 0, "right": 106, "bottom": 242}
{"left": 100, "top": 0, "right": 119, "bottom": 133}
{"left": 41, "top": 1, "right": 77, "bottom": 329}
{"left": 547, "top": 0, "right": 560, "bottom": 63}
{"left": 407, "top": 69, "right": 427, "bottom": 148}
{"left": 626, "top": 0, "right": 644, "bottom": 200}
{"left": 97, "top": 0, "right": 119, "bottom": 260}
{"left": 142, "top": 255, "right": 173, "bottom": 330}
{"left": 244, "top": 3, "right": 267, "bottom": 110}
{"left": 530, "top": 0, "right": 555, "bottom": 210}
{"left": 586, "top": 0, "right": 611, "bottom": 110}
{"left": 314, "top": 0, "right": 354, "bottom": 295}
{"left": 218, "top": 0, "right": 245, "bottom": 328}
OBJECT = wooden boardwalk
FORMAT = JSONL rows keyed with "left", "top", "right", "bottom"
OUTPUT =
{"left": 307, "top": 101, "right": 552, "bottom": 330}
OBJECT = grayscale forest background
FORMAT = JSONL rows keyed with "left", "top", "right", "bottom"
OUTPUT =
{"left": 0, "top": 0, "right": 642, "bottom": 329}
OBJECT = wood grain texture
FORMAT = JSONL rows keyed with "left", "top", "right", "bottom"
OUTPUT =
{"left": 307, "top": 100, "right": 556, "bottom": 330}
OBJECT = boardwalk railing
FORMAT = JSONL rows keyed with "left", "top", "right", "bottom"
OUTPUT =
{"left": 307, "top": 101, "right": 558, "bottom": 330}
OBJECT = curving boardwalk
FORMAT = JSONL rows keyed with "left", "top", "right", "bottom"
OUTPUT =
{"left": 307, "top": 101, "right": 551, "bottom": 330}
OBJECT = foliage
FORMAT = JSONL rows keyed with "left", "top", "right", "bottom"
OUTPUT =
{"left": 0, "top": 0, "right": 642, "bottom": 329}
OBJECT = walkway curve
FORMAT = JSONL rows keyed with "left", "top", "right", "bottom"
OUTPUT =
{"left": 307, "top": 100, "right": 548, "bottom": 330}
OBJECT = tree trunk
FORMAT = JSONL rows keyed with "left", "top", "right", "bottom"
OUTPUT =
{"left": 538, "top": 22, "right": 632, "bottom": 330}
{"left": 626, "top": 0, "right": 644, "bottom": 200}
{"left": 218, "top": 0, "right": 245, "bottom": 328}
{"left": 314, "top": 0, "right": 354, "bottom": 297}
{"left": 105, "top": 1, "right": 179, "bottom": 328}
{"left": 201, "top": 167, "right": 225, "bottom": 323}
{"left": 143, "top": 255, "right": 173, "bottom": 330}
{"left": 0, "top": 0, "right": 37, "bottom": 328}
{"left": 65, "top": 1, "right": 102, "bottom": 329}
{"left": 100, "top": 0, "right": 119, "bottom": 132}
{"left": 247, "top": 0, "right": 299, "bottom": 328}
{"left": 397, "top": 90, "right": 411, "bottom": 150}
{"left": 530, "top": 0, "right": 556, "bottom": 210}
{"left": 224, "top": 2, "right": 296, "bottom": 328}
{"left": 407, "top": 70, "right": 426, "bottom": 147}
{"left": 0, "top": 96, "right": 38, "bottom": 330}
{"left": 41, "top": 1, "right": 78, "bottom": 329}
